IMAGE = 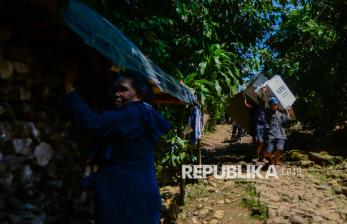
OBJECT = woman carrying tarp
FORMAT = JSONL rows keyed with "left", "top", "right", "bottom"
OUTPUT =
{"left": 64, "top": 64, "right": 171, "bottom": 224}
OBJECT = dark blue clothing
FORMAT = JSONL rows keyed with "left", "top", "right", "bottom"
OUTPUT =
{"left": 249, "top": 105, "right": 258, "bottom": 138}
{"left": 232, "top": 122, "right": 243, "bottom": 140}
{"left": 64, "top": 91, "right": 171, "bottom": 224}
{"left": 255, "top": 106, "right": 266, "bottom": 143}
{"left": 266, "top": 138, "right": 285, "bottom": 152}
{"left": 265, "top": 110, "right": 289, "bottom": 140}
{"left": 256, "top": 106, "right": 266, "bottom": 127}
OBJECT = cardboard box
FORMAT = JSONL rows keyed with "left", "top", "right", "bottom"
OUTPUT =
{"left": 225, "top": 74, "right": 268, "bottom": 132}
{"left": 243, "top": 74, "right": 268, "bottom": 105}
{"left": 225, "top": 74, "right": 296, "bottom": 132}
{"left": 225, "top": 92, "right": 252, "bottom": 132}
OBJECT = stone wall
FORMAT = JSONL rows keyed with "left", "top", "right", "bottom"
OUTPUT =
{"left": 0, "top": 7, "right": 99, "bottom": 222}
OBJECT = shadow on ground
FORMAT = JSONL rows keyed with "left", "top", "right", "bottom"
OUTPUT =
{"left": 286, "top": 127, "right": 347, "bottom": 157}
{"left": 202, "top": 125, "right": 347, "bottom": 166}
{"left": 202, "top": 135, "right": 256, "bottom": 165}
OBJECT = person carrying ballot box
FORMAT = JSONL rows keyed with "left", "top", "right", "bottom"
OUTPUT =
{"left": 264, "top": 96, "right": 293, "bottom": 165}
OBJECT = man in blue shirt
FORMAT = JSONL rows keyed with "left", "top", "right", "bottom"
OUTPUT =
{"left": 264, "top": 97, "right": 292, "bottom": 165}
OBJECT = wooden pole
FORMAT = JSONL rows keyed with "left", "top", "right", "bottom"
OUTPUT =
{"left": 178, "top": 170, "right": 185, "bottom": 206}
{"left": 198, "top": 139, "right": 201, "bottom": 165}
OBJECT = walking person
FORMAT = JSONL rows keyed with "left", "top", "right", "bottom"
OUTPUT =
{"left": 64, "top": 64, "right": 171, "bottom": 224}
{"left": 245, "top": 86, "right": 267, "bottom": 162}
{"left": 254, "top": 87, "right": 267, "bottom": 162}
{"left": 263, "top": 97, "right": 292, "bottom": 165}
{"left": 232, "top": 121, "right": 244, "bottom": 142}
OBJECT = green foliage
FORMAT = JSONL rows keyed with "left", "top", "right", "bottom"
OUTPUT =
{"left": 265, "top": 0, "right": 347, "bottom": 130}
{"left": 240, "top": 182, "right": 268, "bottom": 221}
{"left": 157, "top": 135, "right": 197, "bottom": 168}
{"left": 182, "top": 44, "right": 242, "bottom": 123}
{"left": 308, "top": 168, "right": 328, "bottom": 184}
{"left": 79, "top": 0, "right": 286, "bottom": 164}
{"left": 185, "top": 181, "right": 208, "bottom": 199}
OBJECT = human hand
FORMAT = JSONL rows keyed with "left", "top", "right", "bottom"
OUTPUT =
{"left": 286, "top": 107, "right": 293, "bottom": 118}
{"left": 262, "top": 86, "right": 267, "bottom": 93}
{"left": 64, "top": 63, "right": 78, "bottom": 93}
{"left": 64, "top": 76, "right": 75, "bottom": 93}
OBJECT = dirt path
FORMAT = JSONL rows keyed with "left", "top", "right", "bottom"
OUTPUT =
{"left": 176, "top": 125, "right": 263, "bottom": 224}
{"left": 176, "top": 178, "right": 262, "bottom": 224}
{"left": 176, "top": 124, "right": 347, "bottom": 224}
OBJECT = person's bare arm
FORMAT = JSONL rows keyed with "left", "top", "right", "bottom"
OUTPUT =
{"left": 244, "top": 99, "right": 252, "bottom": 109}
{"left": 286, "top": 107, "right": 293, "bottom": 120}
{"left": 64, "top": 60, "right": 78, "bottom": 93}
{"left": 260, "top": 86, "right": 267, "bottom": 101}
{"left": 255, "top": 86, "right": 267, "bottom": 108}
{"left": 244, "top": 94, "right": 252, "bottom": 109}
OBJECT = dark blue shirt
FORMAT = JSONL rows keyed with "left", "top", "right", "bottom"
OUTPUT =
{"left": 265, "top": 110, "right": 289, "bottom": 140}
{"left": 64, "top": 91, "right": 171, "bottom": 224}
{"left": 257, "top": 106, "right": 266, "bottom": 127}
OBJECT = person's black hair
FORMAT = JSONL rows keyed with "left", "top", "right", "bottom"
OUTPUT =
{"left": 111, "top": 70, "right": 155, "bottom": 103}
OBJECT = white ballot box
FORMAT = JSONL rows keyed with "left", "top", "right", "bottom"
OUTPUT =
{"left": 255, "top": 75, "right": 296, "bottom": 109}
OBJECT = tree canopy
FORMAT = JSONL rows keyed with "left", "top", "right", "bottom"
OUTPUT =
{"left": 266, "top": 0, "right": 347, "bottom": 129}
{"left": 81, "top": 0, "right": 347, "bottom": 131}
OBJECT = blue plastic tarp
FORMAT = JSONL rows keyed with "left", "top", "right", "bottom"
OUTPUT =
{"left": 61, "top": 0, "right": 195, "bottom": 104}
